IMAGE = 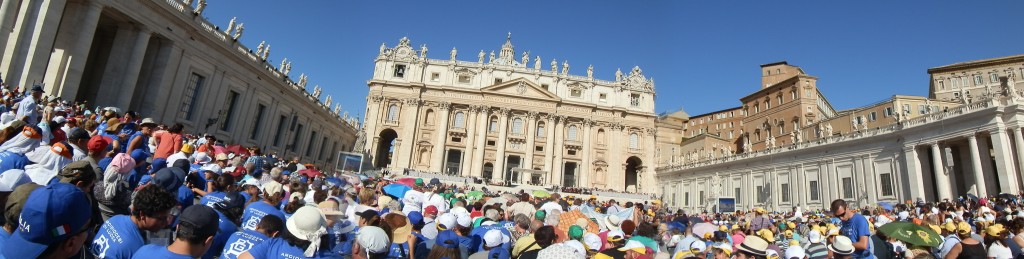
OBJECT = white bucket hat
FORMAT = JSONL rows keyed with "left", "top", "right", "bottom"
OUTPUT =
{"left": 286, "top": 206, "right": 327, "bottom": 257}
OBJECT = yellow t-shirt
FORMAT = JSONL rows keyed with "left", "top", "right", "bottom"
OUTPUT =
{"left": 512, "top": 234, "right": 540, "bottom": 257}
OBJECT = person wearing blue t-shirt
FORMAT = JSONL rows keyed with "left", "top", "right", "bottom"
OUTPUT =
{"left": 220, "top": 215, "right": 283, "bottom": 259}
{"left": 203, "top": 191, "right": 245, "bottom": 259}
{"left": 198, "top": 174, "right": 233, "bottom": 207}
{"left": 832, "top": 199, "right": 875, "bottom": 259}
{"left": 239, "top": 206, "right": 331, "bottom": 259}
{"left": 239, "top": 181, "right": 286, "bottom": 232}
{"left": 132, "top": 205, "right": 220, "bottom": 259}
{"left": 0, "top": 151, "right": 29, "bottom": 172}
{"left": 92, "top": 185, "right": 178, "bottom": 259}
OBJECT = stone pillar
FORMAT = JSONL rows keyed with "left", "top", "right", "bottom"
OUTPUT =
{"left": 493, "top": 108, "right": 510, "bottom": 182}
{"left": 1013, "top": 128, "right": 1024, "bottom": 189}
{"left": 523, "top": 112, "right": 538, "bottom": 169}
{"left": 429, "top": 102, "right": 450, "bottom": 173}
{"left": 363, "top": 96, "right": 383, "bottom": 153}
{"left": 460, "top": 106, "right": 479, "bottom": 176}
{"left": 903, "top": 146, "right": 927, "bottom": 200}
{"left": 550, "top": 116, "right": 565, "bottom": 186}
{"left": 115, "top": 28, "right": 152, "bottom": 108}
{"left": 541, "top": 115, "right": 555, "bottom": 183}
{"left": 580, "top": 120, "right": 593, "bottom": 187}
{"left": 469, "top": 106, "right": 489, "bottom": 177}
{"left": 14, "top": 0, "right": 68, "bottom": 90}
{"left": 930, "top": 143, "right": 952, "bottom": 200}
{"left": 56, "top": 1, "right": 102, "bottom": 100}
{"left": 0, "top": 0, "right": 22, "bottom": 56}
{"left": 990, "top": 128, "right": 1019, "bottom": 194}
{"left": 968, "top": 136, "right": 988, "bottom": 197}
{"left": 396, "top": 98, "right": 421, "bottom": 169}
{"left": 0, "top": 0, "right": 39, "bottom": 87}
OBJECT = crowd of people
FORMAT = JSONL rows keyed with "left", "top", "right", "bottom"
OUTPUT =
{"left": 3, "top": 84, "right": 1023, "bottom": 259}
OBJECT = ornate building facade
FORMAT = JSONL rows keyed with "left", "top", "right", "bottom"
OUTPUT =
{"left": 362, "top": 36, "right": 658, "bottom": 192}
{"left": 0, "top": 0, "right": 359, "bottom": 168}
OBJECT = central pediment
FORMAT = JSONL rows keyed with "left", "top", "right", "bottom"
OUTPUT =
{"left": 480, "top": 78, "right": 561, "bottom": 102}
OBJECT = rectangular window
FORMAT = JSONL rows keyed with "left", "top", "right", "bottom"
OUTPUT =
{"left": 273, "top": 115, "right": 287, "bottom": 146}
{"left": 249, "top": 104, "right": 266, "bottom": 140}
{"left": 567, "top": 150, "right": 576, "bottom": 156}
{"left": 991, "top": 73, "right": 1000, "bottom": 83}
{"left": 220, "top": 91, "right": 240, "bottom": 131}
{"left": 735, "top": 188, "right": 741, "bottom": 204}
{"left": 756, "top": 186, "right": 764, "bottom": 203}
{"left": 630, "top": 94, "right": 641, "bottom": 107}
{"left": 952, "top": 78, "right": 959, "bottom": 88}
{"left": 290, "top": 124, "right": 304, "bottom": 152}
{"left": 393, "top": 65, "right": 406, "bottom": 78}
{"left": 842, "top": 177, "right": 854, "bottom": 199}
{"left": 431, "top": 72, "right": 440, "bottom": 82}
{"left": 318, "top": 136, "right": 328, "bottom": 159}
{"left": 880, "top": 173, "right": 895, "bottom": 196}
{"left": 902, "top": 104, "right": 911, "bottom": 115}
{"left": 452, "top": 137, "right": 461, "bottom": 143}
{"left": 884, "top": 107, "right": 893, "bottom": 117}
{"left": 809, "top": 181, "right": 820, "bottom": 201}
{"left": 698, "top": 191, "right": 705, "bottom": 205}
{"left": 305, "top": 131, "right": 318, "bottom": 156}
{"left": 919, "top": 105, "right": 926, "bottom": 114}
{"left": 869, "top": 112, "right": 877, "bottom": 122}
{"left": 570, "top": 89, "right": 582, "bottom": 98}
{"left": 684, "top": 192, "right": 689, "bottom": 206}
{"left": 781, "top": 183, "right": 790, "bottom": 202}
{"left": 938, "top": 80, "right": 945, "bottom": 90}
{"left": 458, "top": 75, "right": 471, "bottom": 83}
{"left": 975, "top": 75, "right": 983, "bottom": 85}
{"left": 599, "top": 93, "right": 607, "bottom": 102}
{"left": 486, "top": 140, "right": 495, "bottom": 146}
{"left": 180, "top": 73, "right": 206, "bottom": 120}
{"left": 535, "top": 146, "right": 543, "bottom": 152}
{"left": 541, "top": 84, "right": 549, "bottom": 90}
{"left": 494, "top": 78, "right": 503, "bottom": 84}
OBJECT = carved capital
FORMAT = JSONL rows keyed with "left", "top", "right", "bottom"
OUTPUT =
{"left": 646, "top": 128, "right": 657, "bottom": 136}
{"left": 437, "top": 101, "right": 451, "bottom": 110}
{"left": 583, "top": 119, "right": 595, "bottom": 127}
{"left": 526, "top": 111, "right": 539, "bottom": 120}
{"left": 368, "top": 95, "right": 384, "bottom": 103}
{"left": 497, "top": 107, "right": 511, "bottom": 116}
{"left": 554, "top": 115, "right": 568, "bottom": 123}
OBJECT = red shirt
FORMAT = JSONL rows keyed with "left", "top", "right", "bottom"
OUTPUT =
{"left": 154, "top": 132, "right": 182, "bottom": 159}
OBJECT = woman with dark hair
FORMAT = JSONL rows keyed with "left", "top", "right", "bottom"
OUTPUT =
{"left": 197, "top": 173, "right": 234, "bottom": 207}
{"left": 985, "top": 224, "right": 1012, "bottom": 259}
{"left": 518, "top": 226, "right": 556, "bottom": 259}
{"left": 426, "top": 230, "right": 463, "bottom": 259}
{"left": 205, "top": 191, "right": 245, "bottom": 259}
{"left": 240, "top": 206, "right": 333, "bottom": 258}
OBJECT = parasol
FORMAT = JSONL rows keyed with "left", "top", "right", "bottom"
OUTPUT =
{"left": 394, "top": 178, "right": 417, "bottom": 187}
{"left": 382, "top": 184, "right": 412, "bottom": 199}
{"left": 324, "top": 177, "right": 344, "bottom": 188}
{"left": 877, "top": 201, "right": 894, "bottom": 211}
{"left": 466, "top": 191, "right": 484, "bottom": 200}
{"left": 558, "top": 210, "right": 602, "bottom": 237}
{"left": 225, "top": 145, "right": 250, "bottom": 157}
{"left": 296, "top": 169, "right": 323, "bottom": 178}
{"left": 877, "top": 222, "right": 943, "bottom": 247}
{"left": 212, "top": 146, "right": 227, "bottom": 155}
{"left": 532, "top": 190, "right": 551, "bottom": 198}
{"left": 692, "top": 222, "right": 717, "bottom": 238}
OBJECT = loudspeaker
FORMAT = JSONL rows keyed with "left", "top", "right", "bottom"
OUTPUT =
{"left": 944, "top": 147, "right": 955, "bottom": 167}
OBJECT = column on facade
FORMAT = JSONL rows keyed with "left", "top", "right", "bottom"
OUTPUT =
{"left": 861, "top": 156, "right": 878, "bottom": 205}
{"left": 0, "top": 0, "right": 36, "bottom": 86}
{"left": 15, "top": 0, "right": 68, "bottom": 90}
{"left": 460, "top": 106, "right": 479, "bottom": 176}
{"left": 550, "top": 116, "right": 566, "bottom": 186}
{"left": 114, "top": 28, "right": 152, "bottom": 108}
{"left": 1013, "top": 128, "right": 1024, "bottom": 188}
{"left": 643, "top": 129, "right": 657, "bottom": 193}
{"left": 362, "top": 96, "right": 382, "bottom": 154}
{"left": 968, "top": 136, "right": 988, "bottom": 197}
{"left": 903, "top": 146, "right": 927, "bottom": 200}
{"left": 579, "top": 120, "right": 593, "bottom": 187}
{"left": 493, "top": 108, "right": 510, "bottom": 181}
{"left": 396, "top": 99, "right": 421, "bottom": 169}
{"left": 929, "top": 144, "right": 952, "bottom": 200}
{"left": 429, "top": 102, "right": 451, "bottom": 173}
{"left": 990, "top": 128, "right": 1020, "bottom": 193}
{"left": 523, "top": 112, "right": 538, "bottom": 170}
{"left": 0, "top": 0, "right": 22, "bottom": 55}
{"left": 470, "top": 107, "right": 489, "bottom": 177}
{"left": 608, "top": 124, "right": 623, "bottom": 191}
{"left": 542, "top": 115, "right": 555, "bottom": 183}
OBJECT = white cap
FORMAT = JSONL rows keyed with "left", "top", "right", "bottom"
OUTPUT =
{"left": 785, "top": 245, "right": 806, "bottom": 259}
{"left": 563, "top": 240, "right": 587, "bottom": 255}
{"left": 437, "top": 213, "right": 457, "bottom": 230}
{"left": 898, "top": 211, "right": 909, "bottom": 220}
{"left": 456, "top": 213, "right": 472, "bottom": 228}
{"left": 242, "top": 178, "right": 260, "bottom": 188}
{"left": 583, "top": 233, "right": 602, "bottom": 251}
{"left": 200, "top": 163, "right": 222, "bottom": 174}
{"left": 483, "top": 229, "right": 510, "bottom": 247}
{"left": 51, "top": 116, "right": 66, "bottom": 124}
{"left": 0, "top": 169, "right": 30, "bottom": 192}
{"left": 807, "top": 230, "right": 822, "bottom": 244}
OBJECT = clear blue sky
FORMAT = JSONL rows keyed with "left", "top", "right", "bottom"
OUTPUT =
{"left": 202, "top": 1, "right": 1024, "bottom": 120}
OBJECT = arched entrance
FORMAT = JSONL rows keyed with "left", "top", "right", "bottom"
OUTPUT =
{"left": 374, "top": 129, "right": 398, "bottom": 168}
{"left": 482, "top": 162, "right": 494, "bottom": 180}
{"left": 625, "top": 156, "right": 642, "bottom": 192}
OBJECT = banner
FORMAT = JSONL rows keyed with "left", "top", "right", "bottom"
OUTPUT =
{"left": 718, "top": 197, "right": 736, "bottom": 213}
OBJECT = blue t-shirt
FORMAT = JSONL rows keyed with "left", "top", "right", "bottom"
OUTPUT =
{"left": 176, "top": 186, "right": 194, "bottom": 208}
{"left": 0, "top": 230, "right": 10, "bottom": 250}
{"left": 245, "top": 237, "right": 313, "bottom": 259}
{"left": 219, "top": 229, "right": 268, "bottom": 259}
{"left": 240, "top": 202, "right": 286, "bottom": 232}
{"left": 842, "top": 213, "right": 875, "bottom": 259}
{"left": 200, "top": 192, "right": 226, "bottom": 207}
{"left": 412, "top": 232, "right": 430, "bottom": 259}
{"left": 468, "top": 224, "right": 511, "bottom": 253}
{"left": 131, "top": 244, "right": 192, "bottom": 259}
{"left": 203, "top": 211, "right": 239, "bottom": 259}
{"left": 0, "top": 152, "right": 28, "bottom": 172}
{"left": 91, "top": 215, "right": 145, "bottom": 259}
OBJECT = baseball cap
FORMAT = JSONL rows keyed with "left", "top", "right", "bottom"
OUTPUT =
{"left": 3, "top": 183, "right": 41, "bottom": 227}
{"left": 67, "top": 128, "right": 89, "bottom": 141}
{"left": 3, "top": 183, "right": 91, "bottom": 259}
{"left": 57, "top": 160, "right": 96, "bottom": 183}
{"left": 214, "top": 192, "right": 246, "bottom": 211}
{"left": 618, "top": 240, "right": 647, "bottom": 253}
{"left": 785, "top": 246, "right": 806, "bottom": 259}
{"left": 807, "top": 229, "right": 823, "bottom": 244}
{"left": 407, "top": 211, "right": 424, "bottom": 226}
{"left": 179, "top": 205, "right": 219, "bottom": 237}
{"left": 483, "top": 229, "right": 511, "bottom": 247}
{"left": 151, "top": 168, "right": 182, "bottom": 193}
{"left": 0, "top": 169, "right": 31, "bottom": 192}
{"left": 436, "top": 213, "right": 457, "bottom": 230}
{"left": 87, "top": 135, "right": 110, "bottom": 153}
{"left": 30, "top": 85, "right": 44, "bottom": 93}
{"left": 607, "top": 229, "right": 625, "bottom": 242}
{"left": 262, "top": 181, "right": 283, "bottom": 197}
{"left": 569, "top": 225, "right": 585, "bottom": 239}
{"left": 357, "top": 226, "right": 390, "bottom": 254}
{"left": 199, "top": 163, "right": 221, "bottom": 174}
{"left": 423, "top": 205, "right": 438, "bottom": 216}
{"left": 456, "top": 212, "right": 471, "bottom": 228}
{"left": 435, "top": 230, "right": 460, "bottom": 249}
{"left": 51, "top": 116, "right": 66, "bottom": 124}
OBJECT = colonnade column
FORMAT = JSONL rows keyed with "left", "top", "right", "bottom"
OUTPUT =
{"left": 541, "top": 115, "right": 555, "bottom": 183}
{"left": 429, "top": 102, "right": 450, "bottom": 173}
{"left": 968, "top": 136, "right": 988, "bottom": 197}
{"left": 579, "top": 119, "right": 593, "bottom": 187}
{"left": 930, "top": 143, "right": 953, "bottom": 201}
{"left": 990, "top": 128, "right": 1020, "bottom": 193}
{"left": 469, "top": 106, "right": 489, "bottom": 177}
{"left": 550, "top": 116, "right": 566, "bottom": 186}
{"left": 55, "top": 2, "right": 101, "bottom": 100}
{"left": 0, "top": 0, "right": 22, "bottom": 55}
{"left": 1012, "top": 127, "right": 1024, "bottom": 189}
{"left": 523, "top": 112, "right": 538, "bottom": 170}
{"left": 903, "top": 146, "right": 927, "bottom": 200}
{"left": 460, "top": 106, "right": 480, "bottom": 176}
{"left": 115, "top": 28, "right": 151, "bottom": 108}
{"left": 493, "top": 108, "right": 510, "bottom": 181}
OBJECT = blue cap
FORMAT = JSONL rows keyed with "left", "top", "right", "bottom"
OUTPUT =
{"left": 282, "top": 170, "right": 291, "bottom": 176}
{"left": 30, "top": 85, "right": 43, "bottom": 93}
{"left": 3, "top": 183, "right": 91, "bottom": 258}
{"left": 214, "top": 192, "right": 245, "bottom": 210}
{"left": 152, "top": 168, "right": 182, "bottom": 193}
{"left": 189, "top": 164, "right": 202, "bottom": 173}
{"left": 435, "top": 230, "right": 460, "bottom": 249}
{"left": 407, "top": 211, "right": 424, "bottom": 226}
{"left": 149, "top": 158, "right": 167, "bottom": 174}
{"left": 299, "top": 175, "right": 308, "bottom": 183}
{"left": 130, "top": 149, "right": 149, "bottom": 166}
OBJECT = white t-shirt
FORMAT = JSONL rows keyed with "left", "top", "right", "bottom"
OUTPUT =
{"left": 989, "top": 242, "right": 1013, "bottom": 259}
{"left": 540, "top": 201, "right": 562, "bottom": 215}
{"left": 402, "top": 190, "right": 423, "bottom": 215}
{"left": 422, "top": 191, "right": 449, "bottom": 213}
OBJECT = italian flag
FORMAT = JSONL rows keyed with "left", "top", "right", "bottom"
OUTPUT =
{"left": 52, "top": 225, "right": 69, "bottom": 236}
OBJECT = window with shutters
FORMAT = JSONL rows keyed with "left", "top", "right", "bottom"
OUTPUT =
{"left": 512, "top": 118, "right": 524, "bottom": 134}
{"left": 880, "top": 173, "right": 895, "bottom": 197}
{"left": 536, "top": 122, "right": 546, "bottom": 138}
{"left": 781, "top": 183, "right": 790, "bottom": 202}
{"left": 180, "top": 73, "right": 206, "bottom": 120}
{"left": 453, "top": 112, "right": 466, "bottom": 129}
{"left": 842, "top": 177, "right": 854, "bottom": 199}
{"left": 991, "top": 73, "right": 1000, "bottom": 83}
{"left": 489, "top": 117, "right": 498, "bottom": 132}
{"left": 567, "top": 125, "right": 578, "bottom": 141}
{"left": 809, "top": 181, "right": 820, "bottom": 201}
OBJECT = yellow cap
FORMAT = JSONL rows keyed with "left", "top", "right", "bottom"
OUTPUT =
{"left": 784, "top": 230, "right": 793, "bottom": 238}
{"left": 181, "top": 143, "right": 194, "bottom": 154}
{"left": 787, "top": 222, "right": 795, "bottom": 230}
{"left": 789, "top": 240, "right": 800, "bottom": 247}
{"left": 719, "top": 225, "right": 728, "bottom": 232}
{"left": 943, "top": 222, "right": 956, "bottom": 232}
{"left": 987, "top": 224, "right": 1007, "bottom": 236}
{"left": 704, "top": 232, "right": 712, "bottom": 239}
{"left": 957, "top": 221, "right": 972, "bottom": 235}
{"left": 929, "top": 224, "right": 942, "bottom": 235}
{"left": 731, "top": 224, "right": 741, "bottom": 231}
{"left": 758, "top": 229, "right": 775, "bottom": 243}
